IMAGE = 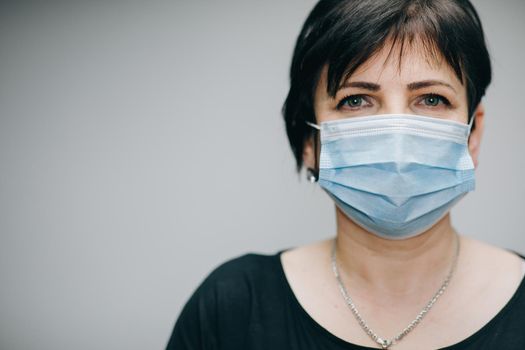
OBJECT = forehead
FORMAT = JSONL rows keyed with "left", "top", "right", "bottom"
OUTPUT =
{"left": 359, "top": 41, "right": 460, "bottom": 82}
{"left": 319, "top": 38, "right": 465, "bottom": 92}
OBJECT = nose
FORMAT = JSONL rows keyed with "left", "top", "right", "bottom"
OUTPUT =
{"left": 376, "top": 93, "right": 414, "bottom": 116}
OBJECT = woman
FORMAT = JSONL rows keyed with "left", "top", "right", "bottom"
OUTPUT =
{"left": 168, "top": 0, "right": 525, "bottom": 349}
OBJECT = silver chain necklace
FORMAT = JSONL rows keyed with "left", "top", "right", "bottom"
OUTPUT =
{"left": 330, "top": 235, "right": 460, "bottom": 349}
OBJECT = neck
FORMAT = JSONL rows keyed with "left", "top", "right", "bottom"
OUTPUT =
{"left": 334, "top": 206, "right": 458, "bottom": 297}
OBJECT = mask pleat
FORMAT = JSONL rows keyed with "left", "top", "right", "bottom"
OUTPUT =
{"left": 315, "top": 114, "right": 476, "bottom": 239}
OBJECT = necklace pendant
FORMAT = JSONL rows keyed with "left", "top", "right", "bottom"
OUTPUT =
{"left": 377, "top": 338, "right": 391, "bottom": 349}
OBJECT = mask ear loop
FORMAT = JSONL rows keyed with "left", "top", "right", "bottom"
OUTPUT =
{"left": 467, "top": 113, "right": 476, "bottom": 134}
{"left": 305, "top": 121, "right": 321, "bottom": 182}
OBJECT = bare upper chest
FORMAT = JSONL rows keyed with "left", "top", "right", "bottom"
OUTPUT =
{"left": 280, "top": 239, "right": 524, "bottom": 350}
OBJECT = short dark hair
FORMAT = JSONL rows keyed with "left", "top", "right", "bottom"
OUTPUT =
{"left": 281, "top": 0, "right": 492, "bottom": 172}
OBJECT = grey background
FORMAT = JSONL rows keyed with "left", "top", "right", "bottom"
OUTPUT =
{"left": 0, "top": 0, "right": 523, "bottom": 349}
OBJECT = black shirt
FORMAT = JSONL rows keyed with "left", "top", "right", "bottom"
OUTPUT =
{"left": 167, "top": 249, "right": 525, "bottom": 350}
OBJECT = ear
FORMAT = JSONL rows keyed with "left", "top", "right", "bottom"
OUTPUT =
{"left": 468, "top": 103, "right": 485, "bottom": 168}
{"left": 302, "top": 134, "right": 317, "bottom": 170}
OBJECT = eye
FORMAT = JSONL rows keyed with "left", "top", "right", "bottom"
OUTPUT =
{"left": 336, "top": 94, "right": 371, "bottom": 110}
{"left": 419, "top": 94, "right": 451, "bottom": 108}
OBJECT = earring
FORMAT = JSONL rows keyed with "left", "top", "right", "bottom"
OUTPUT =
{"left": 306, "top": 168, "right": 318, "bottom": 183}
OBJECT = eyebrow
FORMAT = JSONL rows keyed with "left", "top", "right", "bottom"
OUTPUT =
{"left": 339, "top": 80, "right": 457, "bottom": 93}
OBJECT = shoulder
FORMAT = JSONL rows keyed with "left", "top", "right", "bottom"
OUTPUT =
{"left": 185, "top": 249, "right": 289, "bottom": 313}
{"left": 201, "top": 251, "right": 283, "bottom": 293}
{"left": 452, "top": 236, "right": 525, "bottom": 330}
{"left": 211, "top": 251, "right": 281, "bottom": 277}
{"left": 167, "top": 251, "right": 285, "bottom": 349}
{"left": 461, "top": 238, "right": 525, "bottom": 346}
{"left": 185, "top": 252, "right": 280, "bottom": 318}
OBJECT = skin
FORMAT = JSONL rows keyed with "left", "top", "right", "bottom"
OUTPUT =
{"left": 280, "top": 40, "right": 524, "bottom": 349}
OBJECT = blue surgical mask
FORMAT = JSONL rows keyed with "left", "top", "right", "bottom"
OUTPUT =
{"left": 306, "top": 113, "right": 475, "bottom": 240}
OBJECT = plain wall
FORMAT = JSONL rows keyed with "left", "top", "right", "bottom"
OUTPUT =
{"left": 0, "top": 0, "right": 524, "bottom": 349}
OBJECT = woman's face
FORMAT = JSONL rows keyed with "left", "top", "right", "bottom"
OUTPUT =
{"left": 313, "top": 42, "right": 469, "bottom": 124}
{"left": 305, "top": 40, "right": 484, "bottom": 169}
